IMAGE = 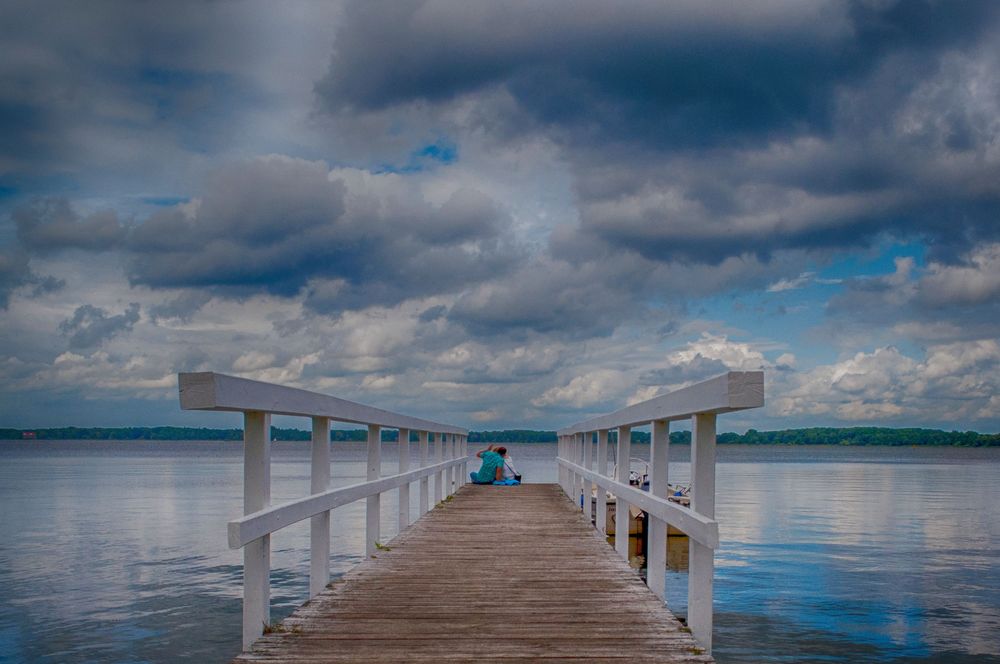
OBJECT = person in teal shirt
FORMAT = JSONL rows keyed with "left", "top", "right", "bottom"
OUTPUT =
{"left": 471, "top": 445, "right": 505, "bottom": 484}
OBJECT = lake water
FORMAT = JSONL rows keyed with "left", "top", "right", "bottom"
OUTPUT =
{"left": 1, "top": 441, "right": 998, "bottom": 663}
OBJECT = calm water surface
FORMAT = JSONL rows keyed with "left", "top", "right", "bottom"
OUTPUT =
{"left": 0, "top": 441, "right": 997, "bottom": 663}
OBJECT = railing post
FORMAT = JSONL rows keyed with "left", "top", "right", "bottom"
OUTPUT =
{"left": 419, "top": 431, "right": 429, "bottom": 513}
{"left": 647, "top": 419, "right": 669, "bottom": 602}
{"left": 460, "top": 435, "right": 467, "bottom": 486}
{"left": 365, "top": 424, "right": 381, "bottom": 557}
{"left": 575, "top": 432, "right": 585, "bottom": 510}
{"left": 689, "top": 412, "right": 717, "bottom": 653}
{"left": 564, "top": 435, "right": 572, "bottom": 497}
{"left": 570, "top": 435, "right": 580, "bottom": 503}
{"left": 615, "top": 425, "right": 631, "bottom": 561}
{"left": 434, "top": 433, "right": 443, "bottom": 503}
{"left": 445, "top": 433, "right": 454, "bottom": 495}
{"left": 582, "top": 431, "right": 593, "bottom": 522}
{"left": 309, "top": 416, "right": 331, "bottom": 598}
{"left": 557, "top": 436, "right": 564, "bottom": 493}
{"left": 398, "top": 428, "right": 410, "bottom": 531}
{"left": 596, "top": 429, "right": 608, "bottom": 534}
{"left": 242, "top": 411, "right": 271, "bottom": 650}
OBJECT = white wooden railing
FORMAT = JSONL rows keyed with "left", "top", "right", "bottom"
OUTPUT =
{"left": 556, "top": 371, "right": 764, "bottom": 655}
{"left": 178, "top": 372, "right": 470, "bottom": 650}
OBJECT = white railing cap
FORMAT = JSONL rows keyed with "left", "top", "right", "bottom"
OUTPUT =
{"left": 557, "top": 371, "right": 763, "bottom": 435}
{"left": 178, "top": 372, "right": 468, "bottom": 435}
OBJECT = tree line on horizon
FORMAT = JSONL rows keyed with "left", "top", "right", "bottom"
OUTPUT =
{"left": 1, "top": 426, "right": 997, "bottom": 446}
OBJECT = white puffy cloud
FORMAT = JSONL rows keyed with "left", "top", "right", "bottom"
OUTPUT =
{"left": 532, "top": 370, "right": 632, "bottom": 409}
{"left": 918, "top": 243, "right": 1000, "bottom": 307}
{"left": 772, "top": 342, "right": 1000, "bottom": 424}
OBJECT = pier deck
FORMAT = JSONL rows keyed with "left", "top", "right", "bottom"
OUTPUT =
{"left": 234, "top": 483, "right": 711, "bottom": 663}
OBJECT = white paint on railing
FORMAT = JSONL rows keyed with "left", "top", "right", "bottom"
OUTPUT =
{"left": 365, "top": 424, "right": 381, "bottom": 557}
{"left": 434, "top": 433, "right": 443, "bottom": 504}
{"left": 688, "top": 412, "right": 718, "bottom": 652}
{"left": 227, "top": 457, "right": 469, "bottom": 549}
{"left": 419, "top": 430, "right": 430, "bottom": 513}
{"left": 555, "top": 371, "right": 764, "bottom": 656}
{"left": 398, "top": 428, "right": 410, "bottom": 532}
{"left": 646, "top": 419, "right": 669, "bottom": 602}
{"left": 596, "top": 429, "right": 608, "bottom": 534}
{"left": 559, "top": 458, "right": 719, "bottom": 548}
{"left": 614, "top": 424, "right": 632, "bottom": 561}
{"left": 558, "top": 371, "right": 763, "bottom": 434}
{"left": 242, "top": 410, "right": 270, "bottom": 650}
{"left": 582, "top": 431, "right": 593, "bottom": 523}
{"left": 178, "top": 372, "right": 468, "bottom": 652}
{"left": 179, "top": 372, "right": 466, "bottom": 434}
{"left": 309, "top": 416, "right": 330, "bottom": 598}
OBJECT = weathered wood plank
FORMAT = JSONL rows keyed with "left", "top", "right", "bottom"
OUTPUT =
{"left": 233, "top": 484, "right": 712, "bottom": 663}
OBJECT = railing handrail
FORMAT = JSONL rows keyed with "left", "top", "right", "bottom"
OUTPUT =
{"left": 177, "top": 372, "right": 470, "bottom": 652}
{"left": 555, "top": 371, "right": 765, "bottom": 656}
{"left": 559, "top": 457, "right": 719, "bottom": 548}
{"left": 556, "top": 370, "right": 763, "bottom": 435}
{"left": 180, "top": 371, "right": 468, "bottom": 435}
{"left": 227, "top": 455, "right": 468, "bottom": 549}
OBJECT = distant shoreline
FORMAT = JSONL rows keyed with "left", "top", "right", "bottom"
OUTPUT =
{"left": 1, "top": 426, "right": 997, "bottom": 446}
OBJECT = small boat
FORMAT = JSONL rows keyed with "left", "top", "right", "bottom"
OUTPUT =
{"left": 588, "top": 457, "right": 690, "bottom": 537}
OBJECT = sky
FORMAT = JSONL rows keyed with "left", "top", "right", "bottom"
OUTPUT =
{"left": 0, "top": 0, "right": 998, "bottom": 433}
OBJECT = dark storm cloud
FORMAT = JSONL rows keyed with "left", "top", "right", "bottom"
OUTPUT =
{"left": 0, "top": 0, "right": 341, "bottom": 204}
{"left": 318, "top": 0, "right": 1000, "bottom": 271}
{"left": 447, "top": 259, "right": 636, "bottom": 339}
{"left": 59, "top": 302, "right": 140, "bottom": 350}
{"left": 15, "top": 199, "right": 127, "bottom": 253}
{"left": 148, "top": 291, "right": 213, "bottom": 323}
{"left": 318, "top": 1, "right": 994, "bottom": 145}
{"left": 0, "top": 251, "right": 30, "bottom": 309}
{"left": 12, "top": 156, "right": 522, "bottom": 314}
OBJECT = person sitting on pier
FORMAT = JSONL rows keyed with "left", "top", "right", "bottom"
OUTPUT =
{"left": 502, "top": 450, "right": 521, "bottom": 482}
{"left": 471, "top": 444, "right": 505, "bottom": 484}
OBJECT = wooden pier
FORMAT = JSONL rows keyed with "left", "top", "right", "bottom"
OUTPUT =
{"left": 178, "top": 370, "right": 764, "bottom": 659}
{"left": 234, "top": 483, "right": 711, "bottom": 663}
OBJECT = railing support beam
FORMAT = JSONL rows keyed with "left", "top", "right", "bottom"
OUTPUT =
{"left": 243, "top": 411, "right": 271, "bottom": 650}
{"left": 647, "top": 419, "right": 669, "bottom": 602}
{"left": 419, "top": 431, "right": 429, "bottom": 513}
{"left": 365, "top": 424, "right": 381, "bottom": 557}
{"left": 688, "top": 412, "right": 717, "bottom": 654}
{"left": 582, "top": 431, "right": 593, "bottom": 522}
{"left": 433, "top": 433, "right": 443, "bottom": 503}
{"left": 596, "top": 429, "right": 608, "bottom": 534}
{"left": 615, "top": 425, "right": 632, "bottom": 561}
{"left": 398, "top": 428, "right": 410, "bottom": 531}
{"left": 309, "top": 416, "right": 330, "bottom": 598}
